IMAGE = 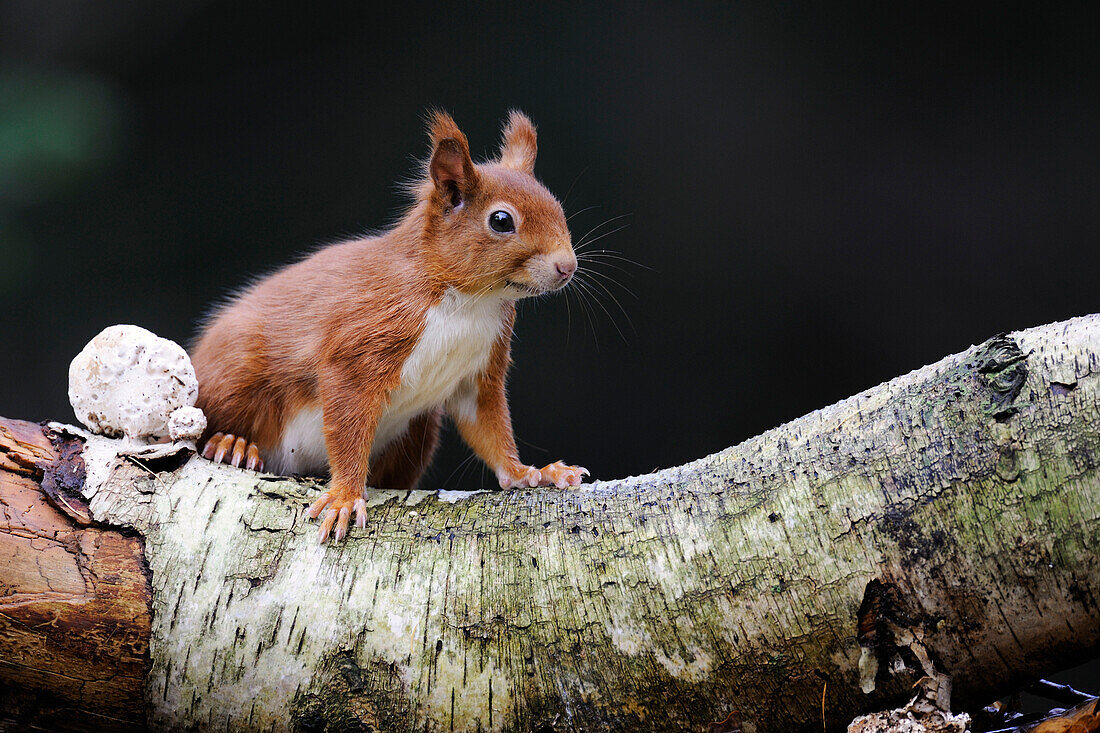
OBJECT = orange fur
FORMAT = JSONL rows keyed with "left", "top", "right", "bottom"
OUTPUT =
{"left": 452, "top": 302, "right": 523, "bottom": 478}
{"left": 191, "top": 111, "right": 586, "bottom": 542}
{"left": 499, "top": 110, "right": 538, "bottom": 174}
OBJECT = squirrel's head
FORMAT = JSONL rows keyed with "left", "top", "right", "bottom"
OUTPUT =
{"left": 416, "top": 110, "right": 576, "bottom": 297}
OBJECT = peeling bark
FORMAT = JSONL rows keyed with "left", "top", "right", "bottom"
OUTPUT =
{"left": 0, "top": 419, "right": 152, "bottom": 730}
{"left": 3, "top": 314, "right": 1100, "bottom": 731}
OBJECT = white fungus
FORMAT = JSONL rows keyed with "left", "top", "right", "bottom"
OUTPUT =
{"left": 68, "top": 324, "right": 207, "bottom": 443}
{"left": 168, "top": 406, "right": 207, "bottom": 442}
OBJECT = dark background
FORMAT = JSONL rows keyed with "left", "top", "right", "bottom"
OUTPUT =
{"left": 1, "top": 0, "right": 1099, "bottom": 706}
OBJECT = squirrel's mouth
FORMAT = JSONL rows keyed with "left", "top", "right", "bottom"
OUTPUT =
{"left": 505, "top": 279, "right": 545, "bottom": 296}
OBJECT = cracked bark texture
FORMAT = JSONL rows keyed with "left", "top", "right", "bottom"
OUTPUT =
{"left": 5, "top": 314, "right": 1100, "bottom": 731}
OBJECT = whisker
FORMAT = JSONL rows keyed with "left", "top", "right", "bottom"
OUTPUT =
{"left": 561, "top": 166, "right": 591, "bottom": 209}
{"left": 576, "top": 257, "right": 637, "bottom": 278}
{"left": 566, "top": 204, "right": 600, "bottom": 222}
{"left": 576, "top": 250, "right": 655, "bottom": 271}
{"left": 443, "top": 450, "right": 480, "bottom": 490}
{"left": 572, "top": 276, "right": 622, "bottom": 343}
{"left": 575, "top": 272, "right": 636, "bottom": 338}
{"left": 569, "top": 277, "right": 602, "bottom": 351}
{"left": 574, "top": 214, "right": 632, "bottom": 250}
{"left": 572, "top": 274, "right": 630, "bottom": 343}
{"left": 449, "top": 278, "right": 504, "bottom": 319}
{"left": 579, "top": 266, "right": 640, "bottom": 300}
{"left": 574, "top": 222, "right": 632, "bottom": 253}
{"left": 563, "top": 280, "right": 573, "bottom": 346}
{"left": 517, "top": 434, "right": 548, "bottom": 453}
{"left": 455, "top": 449, "right": 486, "bottom": 488}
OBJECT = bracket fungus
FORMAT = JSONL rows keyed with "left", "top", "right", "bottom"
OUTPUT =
{"left": 68, "top": 324, "right": 206, "bottom": 444}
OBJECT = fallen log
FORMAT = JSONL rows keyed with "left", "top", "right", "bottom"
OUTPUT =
{"left": 2, "top": 314, "right": 1099, "bottom": 731}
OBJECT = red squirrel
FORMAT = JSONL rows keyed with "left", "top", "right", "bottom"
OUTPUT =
{"left": 190, "top": 111, "right": 588, "bottom": 542}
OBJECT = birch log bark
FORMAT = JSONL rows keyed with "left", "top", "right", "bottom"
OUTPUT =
{"left": 2, "top": 315, "right": 1100, "bottom": 732}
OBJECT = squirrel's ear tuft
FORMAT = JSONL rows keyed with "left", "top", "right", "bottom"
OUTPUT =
{"left": 426, "top": 110, "right": 477, "bottom": 204}
{"left": 498, "top": 110, "right": 537, "bottom": 174}
{"left": 426, "top": 109, "right": 465, "bottom": 149}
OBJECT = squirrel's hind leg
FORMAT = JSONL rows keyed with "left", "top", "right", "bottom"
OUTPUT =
{"left": 201, "top": 432, "right": 265, "bottom": 472}
{"left": 370, "top": 409, "right": 442, "bottom": 489}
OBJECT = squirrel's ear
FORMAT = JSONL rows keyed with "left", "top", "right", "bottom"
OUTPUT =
{"left": 427, "top": 111, "right": 478, "bottom": 204}
{"left": 498, "top": 110, "right": 537, "bottom": 174}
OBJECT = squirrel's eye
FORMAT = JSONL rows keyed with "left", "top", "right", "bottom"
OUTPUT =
{"left": 489, "top": 210, "right": 515, "bottom": 233}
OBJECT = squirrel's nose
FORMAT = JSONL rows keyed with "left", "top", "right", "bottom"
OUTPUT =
{"left": 555, "top": 259, "right": 577, "bottom": 280}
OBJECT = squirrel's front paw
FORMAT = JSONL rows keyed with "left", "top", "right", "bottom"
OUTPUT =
{"left": 496, "top": 461, "right": 588, "bottom": 489}
{"left": 496, "top": 464, "right": 542, "bottom": 489}
{"left": 538, "top": 461, "right": 589, "bottom": 488}
{"left": 306, "top": 488, "right": 367, "bottom": 543}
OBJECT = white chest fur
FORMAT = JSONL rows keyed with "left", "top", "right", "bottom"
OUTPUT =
{"left": 376, "top": 288, "right": 507, "bottom": 450}
{"left": 271, "top": 289, "right": 507, "bottom": 475}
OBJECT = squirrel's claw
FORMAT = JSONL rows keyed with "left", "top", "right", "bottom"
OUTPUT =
{"left": 201, "top": 432, "right": 224, "bottom": 460}
{"left": 496, "top": 461, "right": 588, "bottom": 489}
{"left": 497, "top": 464, "right": 542, "bottom": 489}
{"left": 202, "top": 433, "right": 266, "bottom": 473}
{"left": 308, "top": 489, "right": 367, "bottom": 543}
{"left": 306, "top": 492, "right": 332, "bottom": 520}
{"left": 538, "top": 460, "right": 588, "bottom": 488}
{"left": 245, "top": 444, "right": 264, "bottom": 472}
{"left": 229, "top": 436, "right": 248, "bottom": 467}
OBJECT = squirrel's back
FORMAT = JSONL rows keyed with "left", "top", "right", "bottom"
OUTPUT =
{"left": 190, "top": 229, "right": 436, "bottom": 454}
